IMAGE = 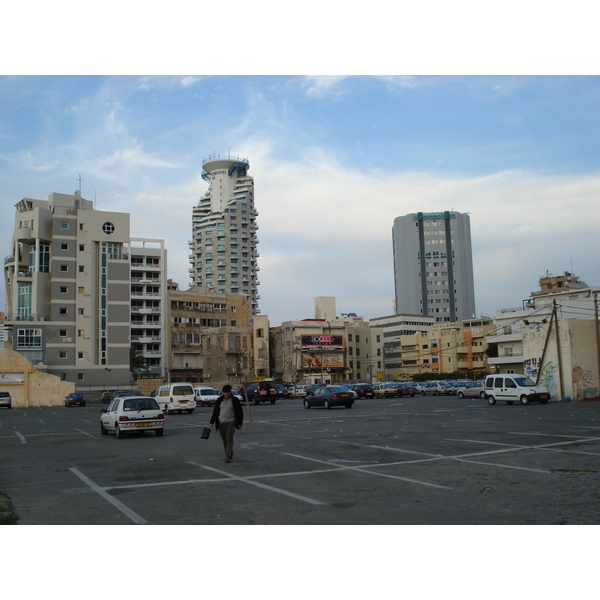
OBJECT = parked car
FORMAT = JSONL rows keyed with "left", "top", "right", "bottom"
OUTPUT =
{"left": 397, "top": 382, "right": 418, "bottom": 397}
{"left": 349, "top": 383, "right": 375, "bottom": 399}
{"left": 290, "top": 385, "right": 308, "bottom": 398}
{"left": 484, "top": 375, "right": 550, "bottom": 405}
{"left": 446, "top": 381, "right": 471, "bottom": 396}
{"left": 240, "top": 381, "right": 278, "bottom": 405}
{"left": 0, "top": 391, "right": 12, "bottom": 409}
{"left": 374, "top": 383, "right": 400, "bottom": 398}
{"left": 65, "top": 392, "right": 86, "bottom": 407}
{"left": 457, "top": 381, "right": 486, "bottom": 399}
{"left": 194, "top": 386, "right": 220, "bottom": 407}
{"left": 275, "top": 384, "right": 291, "bottom": 399}
{"left": 305, "top": 385, "right": 320, "bottom": 396}
{"left": 303, "top": 385, "right": 355, "bottom": 409}
{"left": 100, "top": 395, "right": 164, "bottom": 438}
{"left": 338, "top": 384, "right": 358, "bottom": 399}
{"left": 420, "top": 382, "right": 450, "bottom": 396}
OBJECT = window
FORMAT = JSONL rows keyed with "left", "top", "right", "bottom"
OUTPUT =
{"left": 60, "top": 286, "right": 68, "bottom": 294}
{"left": 102, "top": 222, "right": 115, "bottom": 234}
{"left": 59, "top": 308, "right": 68, "bottom": 315}
{"left": 61, "top": 243, "right": 69, "bottom": 250}
{"left": 60, "top": 264, "right": 68, "bottom": 272}
{"left": 59, "top": 351, "right": 67, "bottom": 359}
{"left": 17, "top": 329, "right": 42, "bottom": 348}
{"left": 59, "top": 329, "right": 67, "bottom": 337}
{"left": 61, "top": 222, "right": 69, "bottom": 229}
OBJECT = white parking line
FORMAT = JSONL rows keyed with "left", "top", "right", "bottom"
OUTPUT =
{"left": 192, "top": 462, "right": 328, "bottom": 505}
{"left": 15, "top": 431, "right": 26, "bottom": 444}
{"left": 69, "top": 467, "right": 148, "bottom": 524}
{"left": 75, "top": 428, "right": 96, "bottom": 439}
{"left": 283, "top": 452, "right": 453, "bottom": 489}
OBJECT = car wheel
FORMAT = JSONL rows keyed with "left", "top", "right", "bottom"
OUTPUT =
{"left": 155, "top": 429, "right": 164, "bottom": 436}
{"left": 303, "top": 399, "right": 310, "bottom": 409}
{"left": 480, "top": 391, "right": 486, "bottom": 399}
{"left": 115, "top": 424, "right": 123, "bottom": 439}
{"left": 187, "top": 409, "right": 194, "bottom": 414}
{"left": 458, "top": 392, "right": 465, "bottom": 399}
{"left": 487, "top": 395, "right": 496, "bottom": 405}
{"left": 270, "top": 399, "right": 276, "bottom": 404}
{"left": 324, "top": 400, "right": 331, "bottom": 409}
{"left": 345, "top": 403, "right": 352, "bottom": 409}
{"left": 421, "top": 391, "right": 426, "bottom": 396}
{"left": 100, "top": 421, "right": 108, "bottom": 435}
{"left": 520, "top": 395, "right": 529, "bottom": 405}
{"left": 253, "top": 398, "right": 260, "bottom": 405}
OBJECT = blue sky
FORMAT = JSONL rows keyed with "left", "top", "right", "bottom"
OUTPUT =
{"left": 1, "top": 74, "right": 599, "bottom": 325}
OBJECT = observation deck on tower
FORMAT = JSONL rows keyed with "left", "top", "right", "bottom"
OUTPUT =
{"left": 201, "top": 154, "right": 249, "bottom": 181}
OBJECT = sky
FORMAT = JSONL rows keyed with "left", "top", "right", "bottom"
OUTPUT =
{"left": 2, "top": 74, "right": 599, "bottom": 326}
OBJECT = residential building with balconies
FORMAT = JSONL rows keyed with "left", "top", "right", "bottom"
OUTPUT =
{"left": 189, "top": 154, "right": 261, "bottom": 317}
{"left": 3, "top": 191, "right": 134, "bottom": 389}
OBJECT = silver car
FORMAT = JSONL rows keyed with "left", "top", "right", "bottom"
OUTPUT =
{"left": 457, "top": 381, "right": 486, "bottom": 399}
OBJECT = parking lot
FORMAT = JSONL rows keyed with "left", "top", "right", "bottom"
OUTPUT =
{"left": 1, "top": 395, "right": 599, "bottom": 525}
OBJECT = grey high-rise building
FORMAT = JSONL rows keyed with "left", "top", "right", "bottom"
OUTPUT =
{"left": 189, "top": 155, "right": 260, "bottom": 316}
{"left": 392, "top": 210, "right": 476, "bottom": 323}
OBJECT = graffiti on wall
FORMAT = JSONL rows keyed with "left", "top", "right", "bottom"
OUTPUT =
{"left": 524, "top": 357, "right": 541, "bottom": 380}
{"left": 539, "top": 362, "right": 559, "bottom": 397}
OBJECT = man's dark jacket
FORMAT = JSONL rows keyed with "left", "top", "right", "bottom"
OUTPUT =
{"left": 210, "top": 394, "right": 244, "bottom": 429}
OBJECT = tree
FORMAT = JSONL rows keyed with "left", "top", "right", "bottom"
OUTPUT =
{"left": 130, "top": 346, "right": 147, "bottom": 376}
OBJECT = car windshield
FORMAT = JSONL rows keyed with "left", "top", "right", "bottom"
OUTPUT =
{"left": 123, "top": 398, "right": 159, "bottom": 411}
{"left": 513, "top": 377, "right": 536, "bottom": 387}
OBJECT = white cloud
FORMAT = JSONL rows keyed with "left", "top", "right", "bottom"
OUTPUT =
{"left": 301, "top": 76, "right": 349, "bottom": 98}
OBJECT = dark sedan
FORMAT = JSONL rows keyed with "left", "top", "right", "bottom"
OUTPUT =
{"left": 303, "top": 385, "right": 355, "bottom": 409}
{"left": 349, "top": 383, "right": 374, "bottom": 399}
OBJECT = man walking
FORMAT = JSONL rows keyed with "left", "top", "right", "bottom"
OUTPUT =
{"left": 210, "top": 384, "right": 244, "bottom": 462}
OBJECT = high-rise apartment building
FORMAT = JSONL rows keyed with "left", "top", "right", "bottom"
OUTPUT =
{"left": 189, "top": 155, "right": 260, "bottom": 316}
{"left": 3, "top": 191, "right": 167, "bottom": 389}
{"left": 392, "top": 210, "right": 476, "bottom": 323}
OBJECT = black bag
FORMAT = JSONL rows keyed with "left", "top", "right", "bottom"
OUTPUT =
{"left": 201, "top": 427, "right": 211, "bottom": 440}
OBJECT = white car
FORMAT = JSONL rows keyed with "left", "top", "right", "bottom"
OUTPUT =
{"left": 194, "top": 386, "right": 221, "bottom": 407}
{"left": 101, "top": 396, "right": 164, "bottom": 438}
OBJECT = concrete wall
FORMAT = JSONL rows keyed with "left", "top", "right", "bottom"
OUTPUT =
{"left": 523, "top": 319, "right": 600, "bottom": 401}
{"left": 0, "top": 347, "right": 74, "bottom": 407}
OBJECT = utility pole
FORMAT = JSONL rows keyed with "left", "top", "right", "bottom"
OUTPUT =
{"left": 594, "top": 293, "right": 600, "bottom": 392}
{"left": 553, "top": 300, "right": 564, "bottom": 400}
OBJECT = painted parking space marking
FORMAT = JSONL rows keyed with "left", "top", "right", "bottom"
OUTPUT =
{"left": 15, "top": 431, "right": 26, "bottom": 444}
{"left": 69, "top": 467, "right": 147, "bottom": 524}
{"left": 75, "top": 428, "right": 96, "bottom": 439}
{"left": 283, "top": 452, "right": 453, "bottom": 490}
{"left": 192, "top": 462, "right": 328, "bottom": 505}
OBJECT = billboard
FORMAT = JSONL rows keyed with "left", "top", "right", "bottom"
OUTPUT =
{"left": 301, "top": 335, "right": 343, "bottom": 350}
{"left": 302, "top": 354, "right": 344, "bottom": 369}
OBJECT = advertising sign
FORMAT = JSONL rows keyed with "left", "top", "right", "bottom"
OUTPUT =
{"left": 301, "top": 335, "right": 343, "bottom": 350}
{"left": 302, "top": 354, "right": 344, "bottom": 369}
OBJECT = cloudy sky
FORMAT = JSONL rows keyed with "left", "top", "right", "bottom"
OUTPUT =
{"left": 2, "top": 7, "right": 599, "bottom": 328}
{"left": 1, "top": 74, "right": 599, "bottom": 325}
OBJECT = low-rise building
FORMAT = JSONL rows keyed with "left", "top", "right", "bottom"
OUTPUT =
{"left": 167, "top": 282, "right": 254, "bottom": 388}
{"left": 399, "top": 318, "right": 494, "bottom": 377}
{"left": 270, "top": 319, "right": 349, "bottom": 385}
{"left": 368, "top": 314, "right": 435, "bottom": 379}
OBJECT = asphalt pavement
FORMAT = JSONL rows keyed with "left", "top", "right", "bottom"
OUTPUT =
{"left": 1, "top": 395, "right": 600, "bottom": 525}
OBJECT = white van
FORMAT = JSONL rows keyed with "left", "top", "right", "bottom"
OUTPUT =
{"left": 484, "top": 375, "right": 550, "bottom": 405}
{"left": 153, "top": 383, "right": 196, "bottom": 414}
